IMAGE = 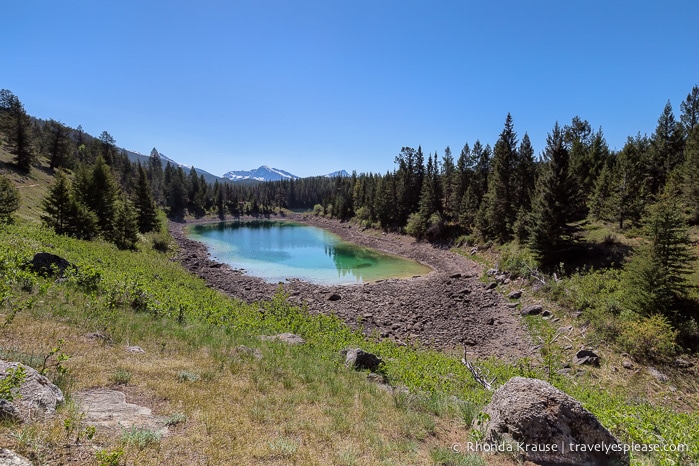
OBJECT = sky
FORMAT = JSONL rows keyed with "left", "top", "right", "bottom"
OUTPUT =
{"left": 2, "top": 1, "right": 698, "bottom": 178}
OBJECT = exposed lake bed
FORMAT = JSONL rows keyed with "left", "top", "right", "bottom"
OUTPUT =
{"left": 171, "top": 213, "right": 535, "bottom": 360}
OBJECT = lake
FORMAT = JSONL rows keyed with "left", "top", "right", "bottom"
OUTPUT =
{"left": 186, "top": 220, "right": 431, "bottom": 285}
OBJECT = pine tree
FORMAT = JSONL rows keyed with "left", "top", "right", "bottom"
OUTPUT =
{"left": 624, "top": 196, "right": 694, "bottom": 322}
{"left": 649, "top": 102, "right": 684, "bottom": 195}
{"left": 43, "top": 119, "right": 72, "bottom": 169}
{"left": 682, "top": 125, "right": 699, "bottom": 223}
{"left": 134, "top": 163, "right": 159, "bottom": 233}
{"left": 85, "top": 156, "right": 118, "bottom": 233}
{"left": 110, "top": 195, "right": 139, "bottom": 250}
{"left": 0, "top": 90, "right": 34, "bottom": 171}
{"left": 42, "top": 172, "right": 98, "bottom": 239}
{"left": 482, "top": 114, "right": 518, "bottom": 241}
{"left": 680, "top": 84, "right": 699, "bottom": 135}
{"left": 528, "top": 123, "right": 576, "bottom": 264}
{"left": 0, "top": 175, "right": 20, "bottom": 224}
{"left": 41, "top": 172, "right": 72, "bottom": 234}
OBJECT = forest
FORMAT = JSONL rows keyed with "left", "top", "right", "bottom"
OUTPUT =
{"left": 1, "top": 85, "right": 698, "bottom": 359}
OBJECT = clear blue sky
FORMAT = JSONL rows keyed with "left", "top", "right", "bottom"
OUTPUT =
{"left": 3, "top": 1, "right": 698, "bottom": 178}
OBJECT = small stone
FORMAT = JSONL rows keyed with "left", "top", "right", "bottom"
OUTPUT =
{"left": 520, "top": 304, "right": 543, "bottom": 316}
{"left": 260, "top": 333, "right": 305, "bottom": 345}
{"left": 328, "top": 293, "right": 342, "bottom": 301}
{"left": 541, "top": 309, "right": 552, "bottom": 317}
{"left": 508, "top": 290, "right": 522, "bottom": 299}
{"left": 674, "top": 358, "right": 693, "bottom": 368}
{"left": 486, "top": 317, "right": 495, "bottom": 325}
{"left": 622, "top": 360, "right": 634, "bottom": 370}
{"left": 485, "top": 282, "right": 497, "bottom": 290}
{"left": 647, "top": 367, "right": 669, "bottom": 383}
{"left": 125, "top": 345, "right": 145, "bottom": 354}
{"left": 0, "top": 449, "right": 32, "bottom": 466}
{"left": 341, "top": 348, "right": 383, "bottom": 372}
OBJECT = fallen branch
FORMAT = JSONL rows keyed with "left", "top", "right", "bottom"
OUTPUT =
{"left": 462, "top": 346, "right": 495, "bottom": 392}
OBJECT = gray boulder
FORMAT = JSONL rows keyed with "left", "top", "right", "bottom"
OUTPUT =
{"left": 260, "top": 333, "right": 306, "bottom": 345}
{"left": 0, "top": 360, "right": 64, "bottom": 422}
{"left": 0, "top": 449, "right": 32, "bottom": 466}
{"left": 478, "top": 377, "right": 628, "bottom": 465}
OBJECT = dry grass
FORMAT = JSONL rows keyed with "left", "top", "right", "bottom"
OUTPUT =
{"left": 0, "top": 300, "right": 489, "bottom": 465}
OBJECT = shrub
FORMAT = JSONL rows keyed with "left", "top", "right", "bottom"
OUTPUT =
{"left": 617, "top": 314, "right": 678, "bottom": 360}
{"left": 312, "top": 204, "right": 324, "bottom": 216}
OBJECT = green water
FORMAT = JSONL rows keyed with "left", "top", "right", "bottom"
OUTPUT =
{"left": 186, "top": 220, "right": 430, "bottom": 285}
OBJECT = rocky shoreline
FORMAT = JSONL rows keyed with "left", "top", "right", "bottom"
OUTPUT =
{"left": 169, "top": 213, "right": 535, "bottom": 361}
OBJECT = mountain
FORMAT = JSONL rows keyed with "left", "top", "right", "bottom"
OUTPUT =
{"left": 324, "top": 170, "right": 350, "bottom": 178}
{"left": 123, "top": 150, "right": 225, "bottom": 184}
{"left": 223, "top": 166, "right": 299, "bottom": 182}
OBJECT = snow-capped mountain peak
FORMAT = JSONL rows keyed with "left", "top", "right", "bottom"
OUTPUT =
{"left": 223, "top": 166, "right": 299, "bottom": 182}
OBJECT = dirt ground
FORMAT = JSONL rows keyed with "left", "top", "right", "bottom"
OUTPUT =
{"left": 169, "top": 213, "right": 536, "bottom": 361}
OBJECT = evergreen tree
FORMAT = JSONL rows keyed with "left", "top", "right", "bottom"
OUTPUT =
{"left": 441, "top": 146, "right": 457, "bottom": 220}
{"left": 680, "top": 84, "right": 699, "bottom": 134}
{"left": 41, "top": 172, "right": 72, "bottom": 234}
{"left": 514, "top": 132, "right": 536, "bottom": 211}
{"left": 43, "top": 119, "right": 72, "bottom": 169}
{"left": 42, "top": 172, "right": 98, "bottom": 239}
{"left": 682, "top": 125, "right": 699, "bottom": 223}
{"left": 610, "top": 135, "right": 650, "bottom": 229}
{"left": 165, "top": 164, "right": 188, "bottom": 218}
{"left": 85, "top": 156, "right": 118, "bottom": 234}
{"left": 98, "top": 131, "right": 116, "bottom": 165}
{"left": 624, "top": 196, "right": 694, "bottom": 322}
{"left": 482, "top": 113, "right": 518, "bottom": 241}
{"left": 649, "top": 101, "right": 684, "bottom": 195}
{"left": 110, "top": 195, "right": 139, "bottom": 250}
{"left": 0, "top": 90, "right": 34, "bottom": 171}
{"left": 134, "top": 163, "right": 159, "bottom": 233}
{"left": 528, "top": 123, "right": 576, "bottom": 264}
{"left": 0, "top": 175, "right": 20, "bottom": 224}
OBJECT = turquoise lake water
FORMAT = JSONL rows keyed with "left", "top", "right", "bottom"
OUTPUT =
{"left": 186, "top": 220, "right": 430, "bottom": 285}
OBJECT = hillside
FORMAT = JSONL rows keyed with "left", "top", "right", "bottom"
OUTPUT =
{"left": 1, "top": 149, "right": 698, "bottom": 465}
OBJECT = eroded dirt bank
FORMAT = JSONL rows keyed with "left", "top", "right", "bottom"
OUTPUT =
{"left": 169, "top": 214, "right": 535, "bottom": 361}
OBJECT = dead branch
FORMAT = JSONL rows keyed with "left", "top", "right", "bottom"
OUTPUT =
{"left": 462, "top": 346, "right": 496, "bottom": 392}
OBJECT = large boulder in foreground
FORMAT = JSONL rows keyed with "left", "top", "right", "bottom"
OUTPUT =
{"left": 0, "top": 360, "right": 64, "bottom": 422}
{"left": 478, "top": 377, "right": 628, "bottom": 465}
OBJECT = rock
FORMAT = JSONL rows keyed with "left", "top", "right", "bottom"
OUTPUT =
{"left": 674, "top": 358, "right": 693, "bottom": 368}
{"left": 622, "top": 359, "right": 634, "bottom": 370}
{"left": 233, "top": 345, "right": 262, "bottom": 360}
{"left": 478, "top": 377, "right": 628, "bottom": 466}
{"left": 485, "top": 282, "right": 497, "bottom": 290}
{"left": 125, "top": 345, "right": 146, "bottom": 354}
{"left": 647, "top": 367, "right": 669, "bottom": 383}
{"left": 260, "top": 333, "right": 306, "bottom": 345}
{"left": 449, "top": 273, "right": 462, "bottom": 279}
{"left": 486, "top": 268, "right": 498, "bottom": 276}
{"left": 505, "top": 302, "right": 519, "bottom": 308}
{"left": 0, "top": 449, "right": 32, "bottom": 466}
{"left": 486, "top": 317, "right": 495, "bottom": 325}
{"left": 574, "top": 349, "right": 600, "bottom": 367}
{"left": 508, "top": 290, "right": 522, "bottom": 299}
{"left": 341, "top": 348, "right": 383, "bottom": 372}
{"left": 520, "top": 304, "right": 543, "bottom": 316}
{"left": 29, "top": 252, "right": 72, "bottom": 277}
{"left": 0, "top": 360, "right": 64, "bottom": 422}
{"left": 74, "top": 389, "right": 167, "bottom": 435}
{"left": 328, "top": 293, "right": 342, "bottom": 301}
{"left": 541, "top": 309, "right": 552, "bottom": 317}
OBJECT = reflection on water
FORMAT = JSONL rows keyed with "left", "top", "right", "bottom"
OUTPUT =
{"left": 187, "top": 220, "right": 430, "bottom": 285}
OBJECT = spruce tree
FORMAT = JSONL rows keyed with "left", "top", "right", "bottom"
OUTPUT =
{"left": 43, "top": 119, "right": 72, "bottom": 169}
{"left": 0, "top": 175, "right": 20, "bottom": 224}
{"left": 41, "top": 172, "right": 72, "bottom": 235}
{"left": 624, "top": 196, "right": 694, "bottom": 322}
{"left": 110, "top": 195, "right": 139, "bottom": 250}
{"left": 682, "top": 126, "right": 699, "bottom": 223}
{"left": 649, "top": 102, "right": 684, "bottom": 195}
{"left": 483, "top": 114, "right": 518, "bottom": 241}
{"left": 86, "top": 156, "right": 118, "bottom": 233}
{"left": 528, "top": 123, "right": 576, "bottom": 264}
{"left": 134, "top": 163, "right": 159, "bottom": 233}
